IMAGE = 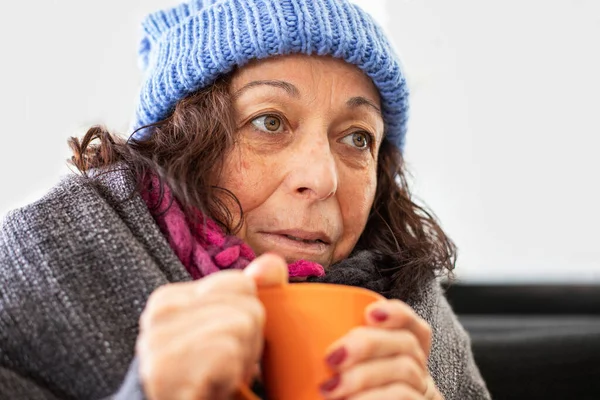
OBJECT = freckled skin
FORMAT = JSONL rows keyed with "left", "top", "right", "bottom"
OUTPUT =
{"left": 218, "top": 55, "right": 385, "bottom": 268}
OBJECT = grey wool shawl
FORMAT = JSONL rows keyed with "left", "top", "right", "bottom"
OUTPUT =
{"left": 0, "top": 167, "right": 490, "bottom": 399}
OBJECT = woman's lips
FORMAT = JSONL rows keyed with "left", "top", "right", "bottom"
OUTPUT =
{"left": 268, "top": 229, "right": 332, "bottom": 245}
{"left": 257, "top": 232, "right": 330, "bottom": 255}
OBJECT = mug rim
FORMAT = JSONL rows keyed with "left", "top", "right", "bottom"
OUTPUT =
{"left": 258, "top": 282, "right": 385, "bottom": 300}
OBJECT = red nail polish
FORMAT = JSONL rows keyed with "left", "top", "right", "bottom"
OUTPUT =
{"left": 326, "top": 347, "right": 347, "bottom": 367}
{"left": 371, "top": 308, "right": 389, "bottom": 322}
{"left": 320, "top": 374, "right": 341, "bottom": 393}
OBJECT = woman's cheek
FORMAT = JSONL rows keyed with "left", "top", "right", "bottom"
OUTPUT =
{"left": 340, "top": 166, "right": 377, "bottom": 222}
{"left": 220, "top": 147, "right": 277, "bottom": 211}
{"left": 333, "top": 172, "right": 377, "bottom": 261}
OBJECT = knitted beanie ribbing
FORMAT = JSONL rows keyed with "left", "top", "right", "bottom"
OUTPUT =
{"left": 133, "top": 0, "right": 409, "bottom": 150}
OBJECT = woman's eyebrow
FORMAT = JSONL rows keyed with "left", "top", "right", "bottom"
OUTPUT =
{"left": 233, "top": 80, "right": 300, "bottom": 99}
{"left": 346, "top": 96, "right": 382, "bottom": 116}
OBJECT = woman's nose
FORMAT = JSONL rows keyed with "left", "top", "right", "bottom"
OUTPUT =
{"left": 287, "top": 137, "right": 338, "bottom": 201}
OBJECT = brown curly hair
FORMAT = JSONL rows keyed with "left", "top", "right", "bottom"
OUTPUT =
{"left": 68, "top": 73, "right": 455, "bottom": 301}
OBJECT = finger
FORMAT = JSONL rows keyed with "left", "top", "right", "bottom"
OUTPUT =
{"left": 194, "top": 269, "right": 258, "bottom": 297}
{"left": 140, "top": 273, "right": 257, "bottom": 329}
{"left": 143, "top": 272, "right": 255, "bottom": 313}
{"left": 244, "top": 363, "right": 261, "bottom": 385}
{"left": 345, "top": 383, "right": 425, "bottom": 400}
{"left": 365, "top": 299, "right": 432, "bottom": 357}
{"left": 195, "top": 314, "right": 262, "bottom": 374}
{"left": 138, "top": 325, "right": 259, "bottom": 395}
{"left": 144, "top": 296, "right": 265, "bottom": 338}
{"left": 243, "top": 253, "right": 288, "bottom": 287}
{"left": 319, "top": 356, "right": 427, "bottom": 399}
{"left": 140, "top": 299, "right": 265, "bottom": 365}
{"left": 139, "top": 333, "right": 247, "bottom": 400}
{"left": 141, "top": 290, "right": 265, "bottom": 330}
{"left": 325, "top": 327, "right": 427, "bottom": 371}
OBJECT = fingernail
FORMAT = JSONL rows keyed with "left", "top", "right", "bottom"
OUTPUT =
{"left": 325, "top": 347, "right": 347, "bottom": 367}
{"left": 319, "top": 374, "right": 341, "bottom": 393}
{"left": 371, "top": 308, "right": 389, "bottom": 322}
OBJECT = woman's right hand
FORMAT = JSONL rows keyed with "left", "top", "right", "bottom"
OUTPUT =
{"left": 136, "top": 253, "right": 288, "bottom": 400}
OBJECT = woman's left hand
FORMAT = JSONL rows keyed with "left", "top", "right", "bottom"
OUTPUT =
{"left": 320, "top": 299, "right": 443, "bottom": 400}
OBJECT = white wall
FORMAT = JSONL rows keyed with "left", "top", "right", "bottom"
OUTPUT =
{"left": 388, "top": 0, "right": 600, "bottom": 282}
{"left": 0, "top": 0, "right": 180, "bottom": 213}
{"left": 0, "top": 1, "right": 598, "bottom": 282}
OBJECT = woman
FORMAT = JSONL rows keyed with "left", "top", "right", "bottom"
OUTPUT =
{"left": 0, "top": 0, "right": 490, "bottom": 399}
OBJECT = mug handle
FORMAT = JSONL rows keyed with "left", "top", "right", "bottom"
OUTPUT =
{"left": 235, "top": 383, "right": 261, "bottom": 400}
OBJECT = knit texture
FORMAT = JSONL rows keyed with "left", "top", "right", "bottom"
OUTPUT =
{"left": 0, "top": 168, "right": 489, "bottom": 399}
{"left": 132, "top": 0, "right": 409, "bottom": 150}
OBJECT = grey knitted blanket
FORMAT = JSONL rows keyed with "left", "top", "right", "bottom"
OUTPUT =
{"left": 0, "top": 168, "right": 490, "bottom": 399}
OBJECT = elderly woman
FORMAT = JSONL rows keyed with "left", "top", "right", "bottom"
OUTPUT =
{"left": 0, "top": 0, "right": 490, "bottom": 399}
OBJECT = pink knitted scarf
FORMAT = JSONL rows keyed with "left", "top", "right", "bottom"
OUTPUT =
{"left": 141, "top": 175, "right": 325, "bottom": 280}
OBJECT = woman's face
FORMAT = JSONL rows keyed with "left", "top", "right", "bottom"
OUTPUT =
{"left": 218, "top": 55, "right": 384, "bottom": 268}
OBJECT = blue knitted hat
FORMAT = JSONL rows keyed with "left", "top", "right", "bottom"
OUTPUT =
{"left": 133, "top": 0, "right": 409, "bottom": 150}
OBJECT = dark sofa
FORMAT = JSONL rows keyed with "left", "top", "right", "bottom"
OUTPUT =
{"left": 445, "top": 284, "right": 600, "bottom": 400}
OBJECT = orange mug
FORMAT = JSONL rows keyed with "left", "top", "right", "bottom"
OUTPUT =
{"left": 237, "top": 282, "right": 384, "bottom": 400}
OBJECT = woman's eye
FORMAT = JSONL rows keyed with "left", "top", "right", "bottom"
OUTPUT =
{"left": 251, "top": 115, "right": 283, "bottom": 133}
{"left": 341, "top": 131, "right": 371, "bottom": 149}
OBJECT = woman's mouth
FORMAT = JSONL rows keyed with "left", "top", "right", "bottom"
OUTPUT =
{"left": 282, "top": 234, "right": 326, "bottom": 244}
{"left": 257, "top": 230, "right": 331, "bottom": 255}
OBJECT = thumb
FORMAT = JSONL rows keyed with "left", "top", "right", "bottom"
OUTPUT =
{"left": 243, "top": 253, "right": 289, "bottom": 288}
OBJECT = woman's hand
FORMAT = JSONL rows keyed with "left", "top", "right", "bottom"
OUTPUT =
{"left": 136, "top": 253, "right": 287, "bottom": 400}
{"left": 320, "top": 299, "right": 443, "bottom": 400}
